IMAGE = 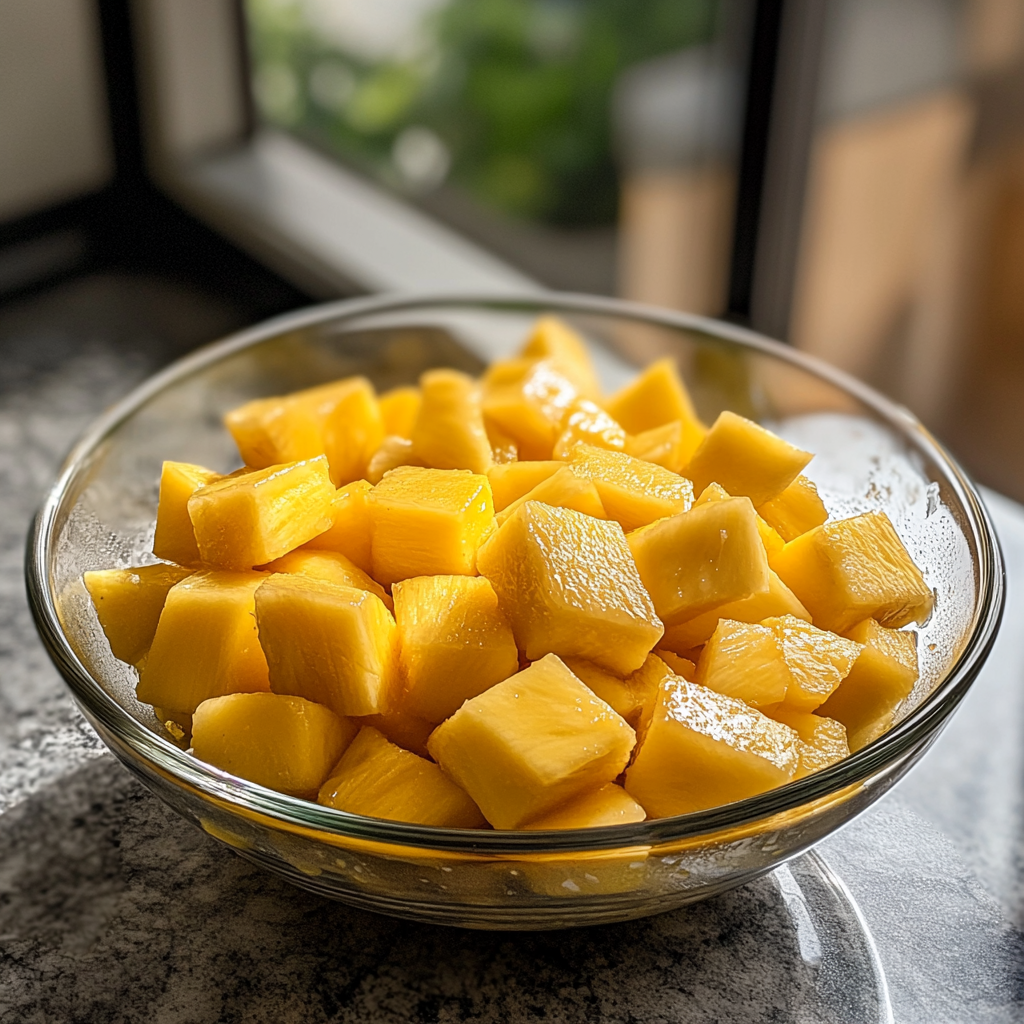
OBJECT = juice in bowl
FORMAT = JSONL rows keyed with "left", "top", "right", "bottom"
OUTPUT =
{"left": 27, "top": 294, "right": 1003, "bottom": 930}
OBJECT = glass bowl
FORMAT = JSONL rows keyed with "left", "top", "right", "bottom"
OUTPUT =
{"left": 26, "top": 293, "right": 1003, "bottom": 931}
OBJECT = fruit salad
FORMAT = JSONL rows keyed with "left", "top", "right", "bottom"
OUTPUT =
{"left": 83, "top": 316, "right": 932, "bottom": 830}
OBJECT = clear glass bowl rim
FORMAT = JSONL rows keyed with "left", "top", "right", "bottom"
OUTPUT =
{"left": 26, "top": 291, "right": 1006, "bottom": 854}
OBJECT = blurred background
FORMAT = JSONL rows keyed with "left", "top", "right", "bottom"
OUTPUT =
{"left": 2, "top": 0, "right": 1024, "bottom": 498}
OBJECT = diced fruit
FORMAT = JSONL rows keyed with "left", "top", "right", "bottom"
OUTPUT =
{"left": 757, "top": 475, "right": 828, "bottom": 541}
{"left": 137, "top": 570, "right": 270, "bottom": 714}
{"left": 261, "top": 548, "right": 392, "bottom": 611}
{"left": 566, "top": 443, "right": 693, "bottom": 531}
{"left": 393, "top": 574, "right": 518, "bottom": 723}
{"left": 564, "top": 653, "right": 671, "bottom": 727}
{"left": 477, "top": 502, "right": 663, "bottom": 676}
{"left": 321, "top": 377, "right": 384, "bottom": 486}
{"left": 353, "top": 710, "right": 434, "bottom": 758}
{"left": 685, "top": 411, "right": 812, "bottom": 506}
{"left": 486, "top": 460, "right": 561, "bottom": 511}
{"left": 624, "top": 676, "right": 800, "bottom": 817}
{"left": 518, "top": 315, "right": 601, "bottom": 398}
{"left": 368, "top": 466, "right": 495, "bottom": 585}
{"left": 378, "top": 386, "right": 421, "bottom": 439}
{"left": 427, "top": 654, "right": 636, "bottom": 829}
{"left": 255, "top": 574, "right": 397, "bottom": 718}
{"left": 485, "top": 421, "right": 519, "bottom": 463}
{"left": 605, "top": 358, "right": 703, "bottom": 447}
{"left": 188, "top": 456, "right": 335, "bottom": 570}
{"left": 766, "top": 707, "right": 849, "bottom": 777}
{"left": 817, "top": 619, "right": 918, "bottom": 751}
{"left": 301, "top": 479, "right": 373, "bottom": 572}
{"left": 628, "top": 496, "right": 769, "bottom": 625}
{"left": 764, "top": 615, "right": 862, "bottom": 712}
{"left": 771, "top": 511, "right": 933, "bottom": 633}
{"left": 84, "top": 563, "right": 193, "bottom": 665}
{"left": 522, "top": 784, "right": 646, "bottom": 829}
{"left": 192, "top": 692, "right": 356, "bottom": 797}
{"left": 624, "top": 421, "right": 690, "bottom": 473}
{"left": 660, "top": 570, "right": 809, "bottom": 651}
{"left": 318, "top": 727, "right": 486, "bottom": 828}
{"left": 496, "top": 465, "right": 606, "bottom": 525}
{"left": 654, "top": 650, "right": 696, "bottom": 679}
{"left": 696, "top": 620, "right": 791, "bottom": 708}
{"left": 695, "top": 481, "right": 785, "bottom": 558}
{"left": 366, "top": 436, "right": 423, "bottom": 484}
{"left": 152, "top": 461, "right": 220, "bottom": 565}
{"left": 552, "top": 400, "right": 626, "bottom": 460}
{"left": 411, "top": 369, "right": 493, "bottom": 474}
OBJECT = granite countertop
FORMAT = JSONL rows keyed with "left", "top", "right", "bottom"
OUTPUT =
{"left": 1, "top": 278, "right": 1022, "bottom": 1022}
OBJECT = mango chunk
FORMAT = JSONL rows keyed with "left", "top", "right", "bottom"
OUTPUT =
{"left": 353, "top": 709, "right": 434, "bottom": 758}
{"left": 817, "top": 619, "right": 918, "bottom": 751}
{"left": 378, "top": 386, "right": 421, "bottom": 439}
{"left": 321, "top": 377, "right": 385, "bottom": 486}
{"left": 261, "top": 549, "right": 392, "bottom": 611}
{"left": 366, "top": 435, "right": 424, "bottom": 484}
{"left": 696, "top": 481, "right": 785, "bottom": 558}
{"left": 411, "top": 368, "right": 493, "bottom": 474}
{"left": 764, "top": 615, "right": 862, "bottom": 712}
{"left": 84, "top": 563, "right": 193, "bottom": 665}
{"left": 486, "top": 460, "right": 561, "bottom": 511}
{"left": 519, "top": 315, "right": 601, "bottom": 398}
{"left": 188, "top": 456, "right": 335, "bottom": 570}
{"left": 685, "top": 411, "right": 812, "bottom": 506}
{"left": 485, "top": 420, "right": 519, "bottom": 463}
{"left": 771, "top": 511, "right": 933, "bottom": 633}
{"left": 696, "top": 620, "right": 791, "bottom": 708}
{"left": 522, "top": 784, "right": 646, "bottom": 829}
{"left": 137, "top": 570, "right": 270, "bottom": 714}
{"left": 757, "top": 475, "right": 828, "bottom": 542}
{"left": 318, "top": 727, "right": 486, "bottom": 828}
{"left": 552, "top": 400, "right": 627, "bottom": 460}
{"left": 393, "top": 575, "right": 518, "bottom": 723}
{"left": 301, "top": 479, "right": 373, "bottom": 573}
{"left": 624, "top": 420, "right": 693, "bottom": 474}
{"left": 628, "top": 496, "right": 769, "bottom": 625}
{"left": 255, "top": 574, "right": 398, "bottom": 718}
{"left": 766, "top": 707, "right": 849, "bottom": 777}
{"left": 624, "top": 676, "right": 800, "bottom": 817}
{"left": 193, "top": 692, "right": 356, "bottom": 797}
{"left": 427, "top": 654, "right": 636, "bottom": 829}
{"left": 153, "top": 461, "right": 220, "bottom": 565}
{"left": 477, "top": 502, "right": 663, "bottom": 676}
{"left": 368, "top": 466, "right": 495, "bottom": 586}
{"left": 566, "top": 443, "right": 693, "bottom": 532}
{"left": 564, "top": 653, "right": 671, "bottom": 727}
{"left": 605, "top": 358, "right": 703, "bottom": 442}
{"left": 496, "top": 465, "right": 606, "bottom": 525}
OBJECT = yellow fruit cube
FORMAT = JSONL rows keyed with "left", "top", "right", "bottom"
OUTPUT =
{"left": 366, "top": 435, "right": 424, "bottom": 484}
{"left": 695, "top": 481, "right": 785, "bottom": 559}
{"left": 654, "top": 650, "right": 696, "bottom": 679}
{"left": 152, "top": 461, "right": 220, "bottom": 565}
{"left": 368, "top": 466, "right": 495, "bottom": 585}
{"left": 818, "top": 619, "right": 918, "bottom": 751}
{"left": 551, "top": 399, "right": 626, "bottom": 460}
{"left": 485, "top": 420, "right": 519, "bottom": 463}
{"left": 352, "top": 709, "right": 434, "bottom": 758}
{"left": 685, "top": 411, "right": 812, "bottom": 506}
{"left": 427, "top": 654, "right": 636, "bottom": 829}
{"left": 624, "top": 420, "right": 695, "bottom": 474}
{"left": 393, "top": 574, "right": 518, "bottom": 723}
{"left": 477, "top": 502, "right": 663, "bottom": 676}
{"left": 764, "top": 615, "right": 862, "bottom": 712}
{"left": 766, "top": 707, "right": 849, "bottom": 777}
{"left": 378, "top": 386, "right": 421, "bottom": 439}
{"left": 137, "top": 570, "right": 270, "bottom": 714}
{"left": 320, "top": 377, "right": 384, "bottom": 486}
{"left": 624, "top": 676, "right": 800, "bottom": 817}
{"left": 564, "top": 653, "right": 671, "bottom": 727}
{"left": 301, "top": 479, "right": 373, "bottom": 573}
{"left": 411, "top": 368, "right": 493, "bottom": 474}
{"left": 696, "top": 620, "right": 791, "bottom": 708}
{"left": 495, "top": 465, "right": 606, "bottom": 525}
{"left": 261, "top": 548, "right": 392, "bottom": 611}
{"left": 522, "top": 784, "right": 646, "bottom": 829}
{"left": 192, "top": 692, "right": 356, "bottom": 797}
{"left": 255, "top": 574, "right": 397, "bottom": 718}
{"left": 84, "top": 563, "right": 193, "bottom": 665}
{"left": 188, "top": 456, "right": 335, "bottom": 570}
{"left": 486, "top": 460, "right": 561, "bottom": 511}
{"left": 566, "top": 443, "right": 693, "bottom": 531}
{"left": 319, "top": 726, "right": 486, "bottom": 827}
{"left": 771, "top": 511, "right": 933, "bottom": 633}
{"left": 605, "top": 358, "right": 703, "bottom": 442}
{"left": 519, "top": 315, "right": 601, "bottom": 398}
{"left": 627, "top": 496, "right": 769, "bottom": 625}
{"left": 757, "top": 475, "right": 828, "bottom": 541}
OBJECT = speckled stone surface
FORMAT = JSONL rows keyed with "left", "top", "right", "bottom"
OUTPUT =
{"left": 1, "top": 276, "right": 1022, "bottom": 1022}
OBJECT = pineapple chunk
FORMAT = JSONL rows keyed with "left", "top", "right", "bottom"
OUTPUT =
{"left": 301, "top": 479, "right": 373, "bottom": 573}
{"left": 368, "top": 466, "right": 495, "bottom": 585}
{"left": 522, "top": 784, "right": 646, "bottom": 829}
{"left": 353, "top": 709, "right": 434, "bottom": 758}
{"left": 192, "top": 692, "right": 356, "bottom": 797}
{"left": 321, "top": 377, "right": 384, "bottom": 486}
{"left": 495, "top": 465, "right": 606, "bottom": 525}
{"left": 552, "top": 399, "right": 627, "bottom": 460}
{"left": 818, "top": 619, "right": 918, "bottom": 751}
{"left": 366, "top": 436, "right": 423, "bottom": 484}
{"left": 627, "top": 496, "right": 769, "bottom": 625}
{"left": 427, "top": 654, "right": 636, "bottom": 829}
{"left": 255, "top": 574, "right": 397, "bottom": 718}
{"left": 261, "top": 549, "right": 391, "bottom": 611}
{"left": 519, "top": 315, "right": 601, "bottom": 398}
{"left": 660, "top": 570, "right": 809, "bottom": 651}
{"left": 137, "top": 570, "right": 270, "bottom": 714}
{"left": 410, "top": 368, "right": 493, "bottom": 474}
{"left": 624, "top": 420, "right": 691, "bottom": 473}
{"left": 605, "top": 358, "right": 703, "bottom": 446}
{"left": 566, "top": 443, "right": 693, "bottom": 531}
{"left": 624, "top": 676, "right": 800, "bottom": 817}
{"left": 766, "top": 706, "right": 849, "bottom": 777}
{"left": 188, "top": 456, "right": 335, "bottom": 570}
{"left": 318, "top": 726, "right": 486, "bottom": 828}
{"left": 393, "top": 575, "right": 518, "bottom": 723}
{"left": 477, "top": 502, "right": 663, "bottom": 676}
{"left": 695, "top": 481, "right": 785, "bottom": 559}
{"left": 563, "top": 653, "right": 671, "bottom": 727}
{"left": 152, "top": 461, "right": 220, "bottom": 565}
{"left": 378, "top": 386, "right": 421, "bottom": 439}
{"left": 757, "top": 475, "right": 828, "bottom": 542}
{"left": 685, "top": 411, "right": 812, "bottom": 506}
{"left": 655, "top": 650, "right": 696, "bottom": 679}
{"left": 486, "top": 460, "right": 561, "bottom": 511}
{"left": 696, "top": 620, "right": 791, "bottom": 708}
{"left": 764, "top": 615, "right": 862, "bottom": 712}
{"left": 84, "top": 563, "right": 193, "bottom": 665}
{"left": 771, "top": 511, "right": 933, "bottom": 633}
